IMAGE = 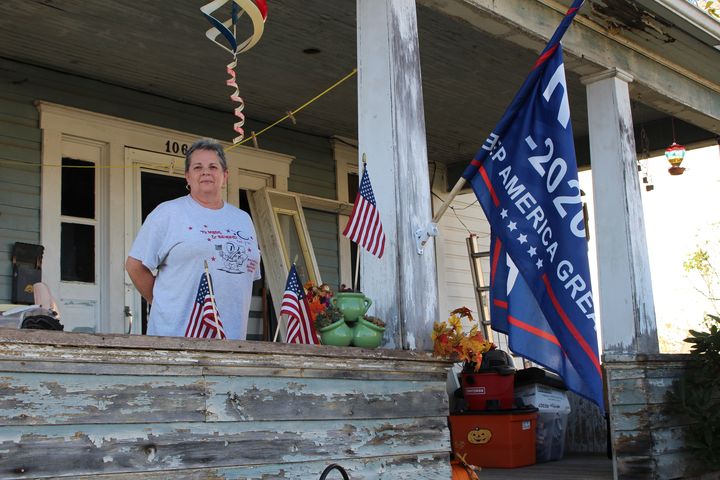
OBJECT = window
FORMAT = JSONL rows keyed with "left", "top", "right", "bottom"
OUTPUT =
{"left": 60, "top": 158, "right": 96, "bottom": 283}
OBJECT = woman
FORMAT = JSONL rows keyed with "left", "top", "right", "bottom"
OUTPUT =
{"left": 125, "top": 138, "right": 261, "bottom": 340}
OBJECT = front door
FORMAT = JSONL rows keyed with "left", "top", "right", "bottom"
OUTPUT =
{"left": 42, "top": 137, "right": 107, "bottom": 333}
{"left": 123, "top": 148, "right": 273, "bottom": 338}
{"left": 38, "top": 103, "right": 296, "bottom": 336}
{"left": 124, "top": 148, "right": 189, "bottom": 334}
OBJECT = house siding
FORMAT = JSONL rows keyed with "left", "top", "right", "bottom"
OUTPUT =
{"left": 0, "top": 92, "right": 42, "bottom": 301}
{"left": 303, "top": 208, "right": 340, "bottom": 290}
{"left": 436, "top": 191, "right": 490, "bottom": 318}
{"left": 0, "top": 58, "right": 339, "bottom": 303}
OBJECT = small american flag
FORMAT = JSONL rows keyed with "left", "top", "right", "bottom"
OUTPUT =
{"left": 185, "top": 272, "right": 226, "bottom": 339}
{"left": 281, "top": 264, "right": 319, "bottom": 344}
{"left": 343, "top": 165, "right": 386, "bottom": 258}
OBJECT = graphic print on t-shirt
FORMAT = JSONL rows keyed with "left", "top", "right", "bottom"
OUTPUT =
{"left": 197, "top": 225, "right": 258, "bottom": 275}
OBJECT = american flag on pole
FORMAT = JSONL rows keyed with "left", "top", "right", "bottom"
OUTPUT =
{"left": 343, "top": 165, "right": 386, "bottom": 258}
{"left": 185, "top": 272, "right": 226, "bottom": 339}
{"left": 281, "top": 264, "right": 320, "bottom": 344}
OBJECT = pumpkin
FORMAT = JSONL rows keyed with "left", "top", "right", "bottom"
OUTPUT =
{"left": 450, "top": 458, "right": 480, "bottom": 480}
{"left": 467, "top": 427, "right": 492, "bottom": 444}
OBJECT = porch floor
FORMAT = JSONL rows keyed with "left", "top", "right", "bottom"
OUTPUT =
{"left": 479, "top": 454, "right": 612, "bottom": 479}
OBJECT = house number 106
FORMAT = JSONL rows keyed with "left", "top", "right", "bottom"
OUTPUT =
{"left": 165, "top": 141, "right": 189, "bottom": 155}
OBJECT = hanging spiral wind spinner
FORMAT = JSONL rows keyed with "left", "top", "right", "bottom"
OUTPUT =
{"left": 200, "top": 0, "right": 268, "bottom": 144}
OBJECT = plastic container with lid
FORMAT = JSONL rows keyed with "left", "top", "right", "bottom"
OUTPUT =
{"left": 448, "top": 407, "right": 538, "bottom": 468}
{"left": 514, "top": 367, "right": 571, "bottom": 463}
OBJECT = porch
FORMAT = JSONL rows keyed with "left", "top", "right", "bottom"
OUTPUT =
{"left": 482, "top": 454, "right": 612, "bottom": 480}
{"left": 0, "top": 329, "right": 452, "bottom": 478}
{"left": 0, "top": 0, "right": 719, "bottom": 479}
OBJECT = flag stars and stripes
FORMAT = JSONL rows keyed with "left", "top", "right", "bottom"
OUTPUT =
{"left": 342, "top": 166, "right": 386, "bottom": 259}
{"left": 507, "top": 221, "right": 517, "bottom": 232}
{"left": 517, "top": 233, "right": 528, "bottom": 244}
{"left": 281, "top": 265, "right": 319, "bottom": 345}
{"left": 536, "top": 258, "right": 544, "bottom": 269}
{"left": 500, "top": 209, "right": 508, "bottom": 219}
{"left": 185, "top": 272, "right": 225, "bottom": 339}
{"left": 528, "top": 246, "right": 537, "bottom": 257}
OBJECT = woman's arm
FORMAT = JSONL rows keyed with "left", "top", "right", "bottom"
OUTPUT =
{"left": 125, "top": 257, "right": 155, "bottom": 304}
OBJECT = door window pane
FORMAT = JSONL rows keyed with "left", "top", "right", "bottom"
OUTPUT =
{"left": 348, "top": 172, "right": 359, "bottom": 203}
{"left": 61, "top": 223, "right": 95, "bottom": 282}
{"left": 276, "top": 212, "right": 311, "bottom": 281}
{"left": 267, "top": 190, "right": 319, "bottom": 283}
{"left": 61, "top": 158, "right": 95, "bottom": 218}
{"left": 141, "top": 171, "right": 187, "bottom": 222}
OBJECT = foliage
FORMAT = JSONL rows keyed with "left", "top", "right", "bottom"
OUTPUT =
{"left": 668, "top": 314, "right": 720, "bottom": 471}
{"left": 314, "top": 306, "right": 344, "bottom": 330}
{"left": 431, "top": 307, "right": 494, "bottom": 370}
{"left": 697, "top": 0, "right": 720, "bottom": 19}
{"left": 363, "top": 315, "right": 385, "bottom": 328}
{"left": 684, "top": 242, "right": 720, "bottom": 316}
{"left": 304, "top": 281, "right": 334, "bottom": 321}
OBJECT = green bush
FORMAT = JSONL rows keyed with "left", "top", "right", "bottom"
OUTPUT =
{"left": 669, "top": 314, "right": 720, "bottom": 471}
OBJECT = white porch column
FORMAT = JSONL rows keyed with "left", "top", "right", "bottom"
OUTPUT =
{"left": 356, "top": 0, "right": 438, "bottom": 350}
{"left": 581, "top": 68, "right": 659, "bottom": 355}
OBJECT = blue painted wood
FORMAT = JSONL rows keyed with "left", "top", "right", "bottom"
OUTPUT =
{"left": 0, "top": 331, "right": 453, "bottom": 478}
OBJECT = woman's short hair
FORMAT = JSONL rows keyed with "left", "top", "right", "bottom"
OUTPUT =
{"left": 184, "top": 138, "right": 228, "bottom": 172}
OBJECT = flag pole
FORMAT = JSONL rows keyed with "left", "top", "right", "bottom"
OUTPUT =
{"left": 273, "top": 321, "right": 281, "bottom": 342}
{"left": 273, "top": 260, "right": 298, "bottom": 343}
{"left": 352, "top": 154, "right": 368, "bottom": 292}
{"left": 353, "top": 247, "right": 361, "bottom": 292}
{"left": 432, "top": 177, "right": 467, "bottom": 224}
{"left": 203, "top": 260, "right": 223, "bottom": 339}
{"left": 416, "top": 1, "right": 585, "bottom": 255}
{"left": 415, "top": 176, "right": 466, "bottom": 254}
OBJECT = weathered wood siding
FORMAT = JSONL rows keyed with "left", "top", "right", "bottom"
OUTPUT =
{"left": 0, "top": 329, "right": 452, "bottom": 479}
{"left": 565, "top": 391, "right": 607, "bottom": 455}
{"left": 0, "top": 58, "right": 339, "bottom": 303}
{"left": 0, "top": 93, "right": 41, "bottom": 300}
{"left": 604, "top": 353, "right": 719, "bottom": 480}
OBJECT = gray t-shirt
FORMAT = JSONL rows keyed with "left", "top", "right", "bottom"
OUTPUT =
{"left": 129, "top": 195, "right": 261, "bottom": 339}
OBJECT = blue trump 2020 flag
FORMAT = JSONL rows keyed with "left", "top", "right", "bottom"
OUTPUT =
{"left": 461, "top": 0, "right": 604, "bottom": 413}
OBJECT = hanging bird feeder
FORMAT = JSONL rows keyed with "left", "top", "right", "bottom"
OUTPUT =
{"left": 665, "top": 142, "right": 686, "bottom": 176}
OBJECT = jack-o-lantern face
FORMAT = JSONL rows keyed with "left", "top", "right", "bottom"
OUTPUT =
{"left": 467, "top": 427, "right": 492, "bottom": 444}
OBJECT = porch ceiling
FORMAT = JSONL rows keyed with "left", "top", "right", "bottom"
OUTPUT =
{"left": 0, "top": 0, "right": 717, "bottom": 169}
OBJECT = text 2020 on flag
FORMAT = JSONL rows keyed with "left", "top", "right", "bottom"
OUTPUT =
{"left": 461, "top": 0, "right": 604, "bottom": 413}
{"left": 343, "top": 165, "right": 386, "bottom": 259}
{"left": 281, "top": 264, "right": 319, "bottom": 344}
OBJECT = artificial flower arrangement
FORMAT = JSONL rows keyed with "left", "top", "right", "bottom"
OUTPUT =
{"left": 431, "top": 306, "right": 494, "bottom": 370}
{"left": 314, "top": 306, "right": 344, "bottom": 330}
{"left": 304, "top": 281, "right": 334, "bottom": 320}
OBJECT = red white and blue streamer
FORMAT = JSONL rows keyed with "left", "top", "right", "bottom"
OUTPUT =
{"left": 201, "top": 0, "right": 268, "bottom": 144}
